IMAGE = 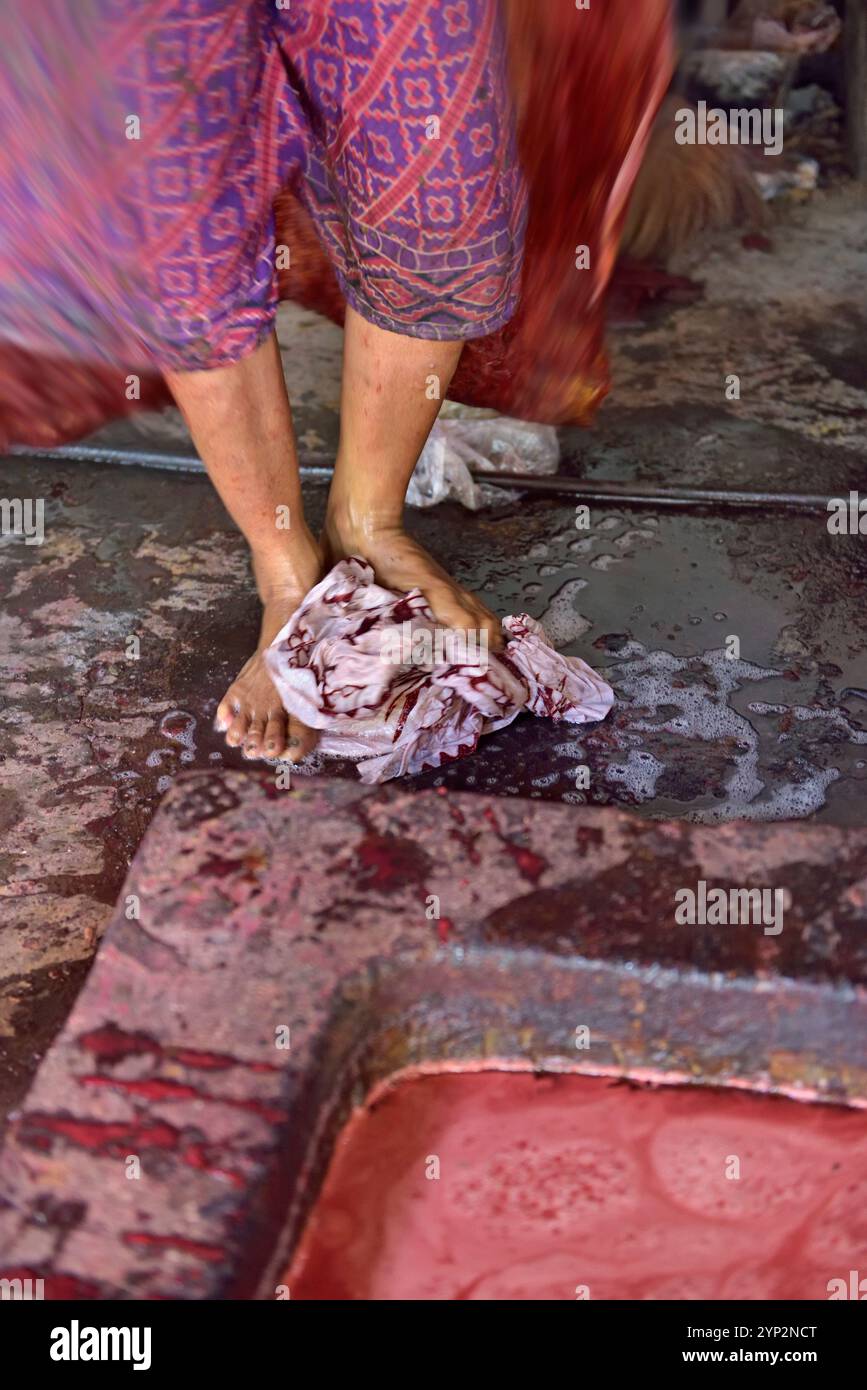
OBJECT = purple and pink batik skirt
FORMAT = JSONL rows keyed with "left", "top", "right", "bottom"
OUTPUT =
{"left": 0, "top": 0, "right": 526, "bottom": 375}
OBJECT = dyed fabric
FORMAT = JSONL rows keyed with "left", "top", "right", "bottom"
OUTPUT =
{"left": 0, "top": 0, "right": 674, "bottom": 446}
{"left": 265, "top": 558, "right": 614, "bottom": 783}
{"left": 1, "top": 1, "right": 523, "bottom": 366}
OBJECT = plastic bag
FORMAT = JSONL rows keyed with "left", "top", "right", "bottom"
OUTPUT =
{"left": 406, "top": 417, "right": 560, "bottom": 510}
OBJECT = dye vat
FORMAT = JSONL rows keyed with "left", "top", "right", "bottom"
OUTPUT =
{"left": 287, "top": 1071, "right": 867, "bottom": 1301}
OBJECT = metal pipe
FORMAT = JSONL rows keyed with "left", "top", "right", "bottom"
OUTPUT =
{"left": 10, "top": 444, "right": 838, "bottom": 512}
{"left": 472, "top": 472, "right": 835, "bottom": 513}
{"left": 9, "top": 443, "right": 333, "bottom": 478}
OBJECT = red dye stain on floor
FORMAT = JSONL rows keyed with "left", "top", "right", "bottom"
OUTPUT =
{"left": 287, "top": 1072, "right": 867, "bottom": 1301}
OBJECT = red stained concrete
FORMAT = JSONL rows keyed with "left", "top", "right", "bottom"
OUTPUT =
{"left": 2, "top": 775, "right": 866, "bottom": 1299}
{"left": 288, "top": 1071, "right": 867, "bottom": 1301}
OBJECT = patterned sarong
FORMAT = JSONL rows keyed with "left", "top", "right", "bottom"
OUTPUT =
{"left": 0, "top": 0, "right": 673, "bottom": 443}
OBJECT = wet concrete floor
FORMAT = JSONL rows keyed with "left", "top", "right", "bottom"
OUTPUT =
{"left": 2, "top": 184, "right": 866, "bottom": 1137}
{"left": 2, "top": 451, "right": 865, "bottom": 1136}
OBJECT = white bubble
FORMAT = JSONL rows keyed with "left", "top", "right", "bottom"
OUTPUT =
{"left": 538, "top": 578, "right": 590, "bottom": 647}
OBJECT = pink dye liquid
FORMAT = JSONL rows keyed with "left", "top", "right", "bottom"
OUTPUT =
{"left": 287, "top": 1071, "right": 867, "bottom": 1301}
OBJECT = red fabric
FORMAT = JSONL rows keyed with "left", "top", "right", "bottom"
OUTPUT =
{"left": 276, "top": 0, "right": 675, "bottom": 425}
{"left": 0, "top": 0, "right": 673, "bottom": 447}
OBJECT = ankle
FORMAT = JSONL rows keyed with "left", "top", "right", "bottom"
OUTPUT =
{"left": 324, "top": 497, "right": 403, "bottom": 551}
{"left": 250, "top": 525, "right": 321, "bottom": 604}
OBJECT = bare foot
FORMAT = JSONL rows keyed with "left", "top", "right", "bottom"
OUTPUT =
{"left": 215, "top": 530, "right": 323, "bottom": 761}
{"left": 323, "top": 508, "right": 503, "bottom": 652}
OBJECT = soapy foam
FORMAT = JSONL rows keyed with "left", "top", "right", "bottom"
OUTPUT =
{"left": 749, "top": 701, "right": 867, "bottom": 743}
{"left": 602, "top": 644, "right": 847, "bottom": 823}
{"left": 538, "top": 578, "right": 590, "bottom": 647}
{"left": 605, "top": 749, "right": 665, "bottom": 800}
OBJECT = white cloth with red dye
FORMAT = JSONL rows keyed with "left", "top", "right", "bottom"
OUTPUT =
{"left": 265, "top": 558, "right": 614, "bottom": 784}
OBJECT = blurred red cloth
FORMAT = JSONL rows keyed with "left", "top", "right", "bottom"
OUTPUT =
{"left": 0, "top": 0, "right": 672, "bottom": 448}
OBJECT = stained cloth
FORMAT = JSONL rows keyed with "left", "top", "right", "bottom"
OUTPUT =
{"left": 265, "top": 558, "right": 614, "bottom": 783}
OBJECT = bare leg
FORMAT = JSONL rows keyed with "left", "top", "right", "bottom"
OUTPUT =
{"left": 166, "top": 332, "right": 321, "bottom": 762}
{"left": 323, "top": 305, "right": 503, "bottom": 649}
